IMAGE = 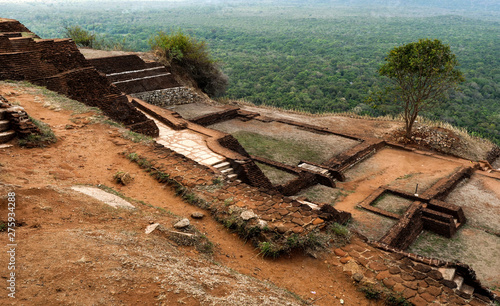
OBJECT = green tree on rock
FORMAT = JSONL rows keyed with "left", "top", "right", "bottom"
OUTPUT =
{"left": 64, "top": 26, "right": 95, "bottom": 48}
{"left": 379, "top": 39, "right": 465, "bottom": 139}
{"left": 149, "top": 30, "right": 228, "bottom": 97}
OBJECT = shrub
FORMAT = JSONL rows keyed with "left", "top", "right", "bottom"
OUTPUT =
{"left": 149, "top": 30, "right": 228, "bottom": 97}
{"left": 385, "top": 293, "right": 412, "bottom": 306}
{"left": 113, "top": 171, "right": 133, "bottom": 185}
{"left": 359, "top": 284, "right": 382, "bottom": 300}
{"left": 258, "top": 241, "right": 281, "bottom": 258}
{"left": 64, "top": 26, "right": 96, "bottom": 47}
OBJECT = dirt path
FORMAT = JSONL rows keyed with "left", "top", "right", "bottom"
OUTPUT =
{"left": 0, "top": 84, "right": 374, "bottom": 305}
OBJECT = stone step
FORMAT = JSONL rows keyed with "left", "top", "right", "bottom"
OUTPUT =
{"left": 453, "top": 275, "right": 464, "bottom": 289}
{"left": 0, "top": 130, "right": 15, "bottom": 143}
{"left": 213, "top": 161, "right": 231, "bottom": 169}
{"left": 0, "top": 109, "right": 8, "bottom": 120}
{"left": 227, "top": 174, "right": 238, "bottom": 181}
{"left": 221, "top": 168, "right": 234, "bottom": 174}
{"left": 107, "top": 67, "right": 168, "bottom": 82}
{"left": 0, "top": 143, "right": 13, "bottom": 149}
{"left": 438, "top": 267, "right": 456, "bottom": 281}
{"left": 111, "top": 73, "right": 172, "bottom": 85}
{"left": 0, "top": 120, "right": 9, "bottom": 132}
{"left": 459, "top": 283, "right": 474, "bottom": 298}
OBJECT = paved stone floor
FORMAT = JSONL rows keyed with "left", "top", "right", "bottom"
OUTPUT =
{"left": 145, "top": 114, "right": 225, "bottom": 167}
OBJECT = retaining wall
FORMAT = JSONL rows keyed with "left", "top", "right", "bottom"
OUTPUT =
{"left": 132, "top": 87, "right": 205, "bottom": 106}
{"left": 0, "top": 24, "right": 158, "bottom": 136}
{"left": 191, "top": 108, "right": 240, "bottom": 126}
{"left": 379, "top": 202, "right": 424, "bottom": 250}
{"left": 88, "top": 55, "right": 157, "bottom": 74}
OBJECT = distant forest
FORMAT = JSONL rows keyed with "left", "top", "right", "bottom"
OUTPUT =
{"left": 2, "top": 1, "right": 500, "bottom": 145}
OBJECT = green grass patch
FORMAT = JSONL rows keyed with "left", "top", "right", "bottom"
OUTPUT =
{"left": 121, "top": 130, "right": 154, "bottom": 144}
{"left": 255, "top": 162, "right": 297, "bottom": 185}
{"left": 372, "top": 193, "right": 412, "bottom": 216}
{"left": 359, "top": 284, "right": 382, "bottom": 300}
{"left": 233, "top": 131, "right": 323, "bottom": 164}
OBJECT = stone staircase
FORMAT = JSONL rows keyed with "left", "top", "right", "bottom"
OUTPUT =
{"left": 438, "top": 267, "right": 476, "bottom": 299}
{"left": 212, "top": 161, "right": 238, "bottom": 181}
{"left": 0, "top": 108, "right": 15, "bottom": 147}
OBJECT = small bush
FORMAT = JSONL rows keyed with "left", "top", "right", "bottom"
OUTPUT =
{"left": 385, "top": 293, "right": 412, "bottom": 306}
{"left": 113, "top": 171, "right": 133, "bottom": 185}
{"left": 126, "top": 152, "right": 139, "bottom": 162}
{"left": 327, "top": 222, "right": 351, "bottom": 246}
{"left": 258, "top": 241, "right": 281, "bottom": 259}
{"left": 359, "top": 284, "right": 382, "bottom": 300}
{"left": 149, "top": 30, "right": 228, "bottom": 97}
{"left": 196, "top": 236, "right": 214, "bottom": 255}
{"left": 150, "top": 170, "right": 170, "bottom": 183}
{"left": 64, "top": 25, "right": 96, "bottom": 47}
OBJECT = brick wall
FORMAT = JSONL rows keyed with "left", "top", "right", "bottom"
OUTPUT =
{"left": 191, "top": 108, "right": 239, "bottom": 126}
{"left": 379, "top": 202, "right": 424, "bottom": 250}
{"left": 0, "top": 19, "right": 31, "bottom": 33}
{"left": 0, "top": 27, "right": 158, "bottom": 136}
{"left": 88, "top": 55, "right": 155, "bottom": 74}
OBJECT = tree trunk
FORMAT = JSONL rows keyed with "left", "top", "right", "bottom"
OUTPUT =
{"left": 405, "top": 113, "right": 417, "bottom": 140}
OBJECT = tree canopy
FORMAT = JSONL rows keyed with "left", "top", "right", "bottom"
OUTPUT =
{"left": 379, "top": 39, "right": 465, "bottom": 139}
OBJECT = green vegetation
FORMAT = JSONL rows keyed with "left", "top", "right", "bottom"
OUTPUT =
{"left": 255, "top": 162, "right": 297, "bottom": 185}
{"left": 64, "top": 25, "right": 95, "bottom": 47}
{"left": 372, "top": 194, "right": 413, "bottom": 216}
{"left": 385, "top": 293, "right": 413, "bottom": 306}
{"left": 233, "top": 131, "right": 322, "bottom": 165}
{"left": 358, "top": 284, "right": 382, "bottom": 300}
{"left": 121, "top": 130, "right": 154, "bottom": 144}
{"left": 3, "top": 2, "right": 499, "bottom": 144}
{"left": 149, "top": 30, "right": 228, "bottom": 97}
{"left": 378, "top": 39, "right": 465, "bottom": 138}
{"left": 18, "top": 117, "right": 57, "bottom": 148}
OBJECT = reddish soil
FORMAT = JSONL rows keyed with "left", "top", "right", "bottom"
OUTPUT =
{"left": 0, "top": 84, "right": 379, "bottom": 305}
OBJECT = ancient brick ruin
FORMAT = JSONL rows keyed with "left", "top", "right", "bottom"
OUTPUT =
{"left": 1, "top": 17, "right": 499, "bottom": 304}
{"left": 0, "top": 19, "right": 158, "bottom": 136}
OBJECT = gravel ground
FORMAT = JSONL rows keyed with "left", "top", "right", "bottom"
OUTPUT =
{"left": 408, "top": 228, "right": 500, "bottom": 288}
{"left": 348, "top": 213, "right": 398, "bottom": 242}
{"left": 446, "top": 175, "right": 500, "bottom": 233}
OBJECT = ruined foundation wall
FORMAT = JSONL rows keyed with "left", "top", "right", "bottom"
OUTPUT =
{"left": 191, "top": 108, "right": 239, "bottom": 126}
{"left": 422, "top": 209, "right": 457, "bottom": 238}
{"left": 36, "top": 39, "right": 91, "bottom": 73}
{"left": 486, "top": 145, "right": 500, "bottom": 165}
{"left": 0, "top": 29, "right": 158, "bottom": 136}
{"left": 132, "top": 87, "right": 205, "bottom": 106}
{"left": 379, "top": 202, "right": 424, "bottom": 250}
{"left": 277, "top": 173, "right": 317, "bottom": 196}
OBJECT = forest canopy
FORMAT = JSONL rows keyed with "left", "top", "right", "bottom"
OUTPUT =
{"left": 2, "top": 1, "right": 499, "bottom": 144}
